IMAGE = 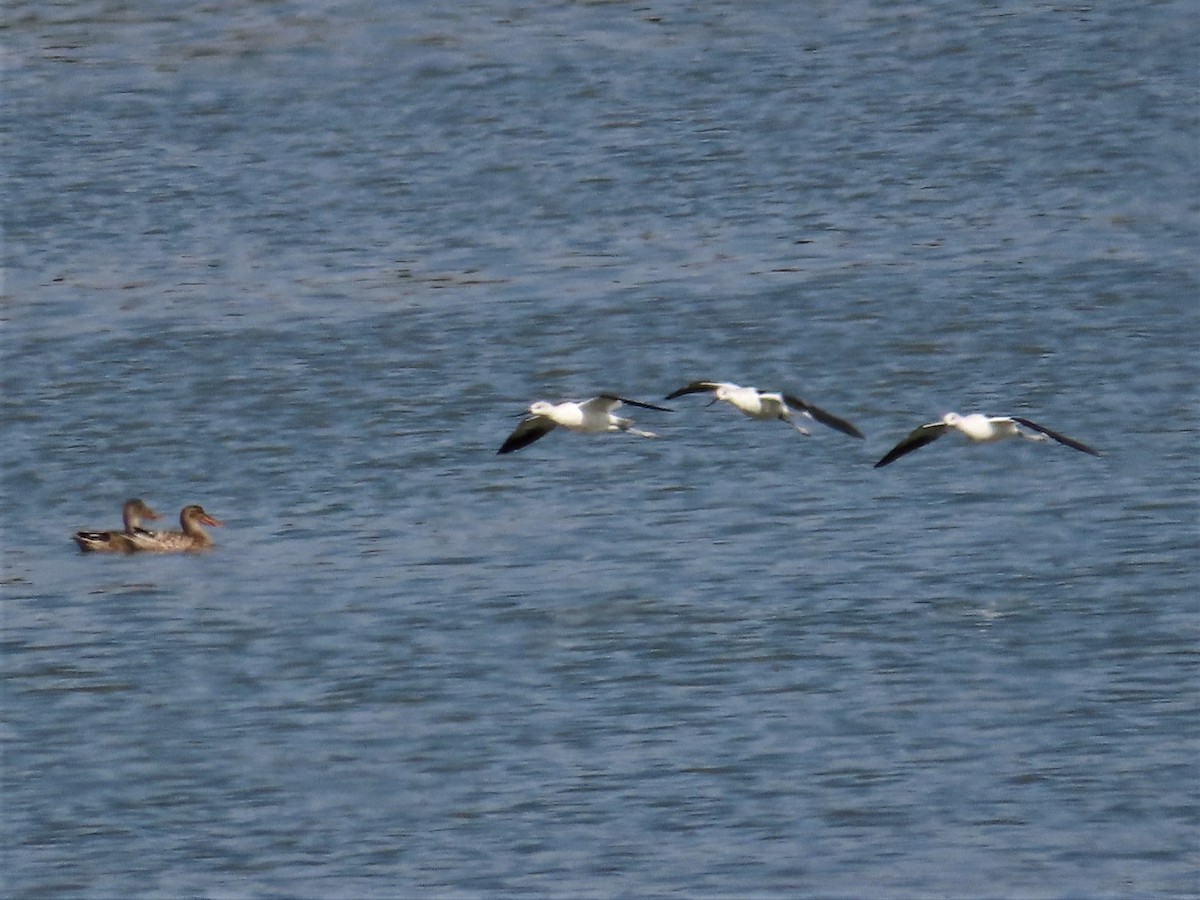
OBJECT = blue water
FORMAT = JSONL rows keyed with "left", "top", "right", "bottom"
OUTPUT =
{"left": 4, "top": 2, "right": 1198, "bottom": 897}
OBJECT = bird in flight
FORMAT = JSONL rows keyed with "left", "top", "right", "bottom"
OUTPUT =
{"left": 874, "top": 412, "right": 1100, "bottom": 467}
{"left": 665, "top": 381, "right": 863, "bottom": 439}
{"left": 498, "top": 395, "right": 672, "bottom": 454}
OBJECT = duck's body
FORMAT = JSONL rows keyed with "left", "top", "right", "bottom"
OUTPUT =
{"left": 665, "top": 381, "right": 864, "bottom": 438}
{"left": 874, "top": 412, "right": 1100, "bottom": 467}
{"left": 498, "top": 395, "right": 672, "bottom": 454}
{"left": 126, "top": 505, "right": 223, "bottom": 552}
{"left": 73, "top": 498, "right": 161, "bottom": 553}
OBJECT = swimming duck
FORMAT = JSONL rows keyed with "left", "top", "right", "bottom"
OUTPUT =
{"left": 73, "top": 498, "right": 162, "bottom": 553}
{"left": 127, "top": 504, "right": 223, "bottom": 552}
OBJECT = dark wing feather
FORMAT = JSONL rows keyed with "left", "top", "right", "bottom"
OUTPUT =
{"left": 599, "top": 394, "right": 674, "bottom": 412}
{"left": 1011, "top": 417, "right": 1100, "bottom": 456}
{"left": 874, "top": 423, "right": 948, "bottom": 468}
{"left": 497, "top": 416, "right": 556, "bottom": 454}
{"left": 664, "top": 381, "right": 719, "bottom": 401}
{"left": 73, "top": 530, "right": 136, "bottom": 552}
{"left": 74, "top": 530, "right": 112, "bottom": 543}
{"left": 782, "top": 394, "right": 864, "bottom": 439}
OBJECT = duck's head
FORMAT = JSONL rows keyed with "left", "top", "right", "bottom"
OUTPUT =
{"left": 125, "top": 498, "right": 161, "bottom": 521}
{"left": 182, "top": 505, "right": 222, "bottom": 527}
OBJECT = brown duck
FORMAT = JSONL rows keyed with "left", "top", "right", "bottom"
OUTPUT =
{"left": 74, "top": 498, "right": 162, "bottom": 553}
{"left": 127, "top": 504, "right": 223, "bottom": 553}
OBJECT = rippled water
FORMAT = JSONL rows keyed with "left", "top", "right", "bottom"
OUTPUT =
{"left": 4, "top": 2, "right": 1198, "bottom": 897}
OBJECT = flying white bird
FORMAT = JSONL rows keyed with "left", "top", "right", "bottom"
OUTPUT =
{"left": 874, "top": 412, "right": 1100, "bottom": 467}
{"left": 665, "top": 381, "right": 864, "bottom": 438}
{"left": 498, "top": 395, "right": 672, "bottom": 454}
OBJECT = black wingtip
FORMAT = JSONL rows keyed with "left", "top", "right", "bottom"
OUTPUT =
{"left": 873, "top": 444, "right": 916, "bottom": 467}
{"left": 1011, "top": 417, "right": 1102, "bottom": 457}
{"left": 872, "top": 425, "right": 945, "bottom": 468}
{"left": 830, "top": 418, "right": 866, "bottom": 440}
{"left": 664, "top": 382, "right": 713, "bottom": 401}
{"left": 608, "top": 396, "right": 674, "bottom": 412}
{"left": 783, "top": 395, "right": 865, "bottom": 439}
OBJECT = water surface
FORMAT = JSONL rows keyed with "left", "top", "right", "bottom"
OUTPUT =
{"left": 3, "top": 1, "right": 1198, "bottom": 897}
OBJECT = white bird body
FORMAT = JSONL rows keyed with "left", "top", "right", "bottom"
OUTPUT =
{"left": 498, "top": 395, "right": 671, "bottom": 454}
{"left": 528, "top": 398, "right": 624, "bottom": 433}
{"left": 712, "top": 384, "right": 789, "bottom": 421}
{"left": 945, "top": 412, "right": 1019, "bottom": 442}
{"left": 664, "top": 380, "right": 864, "bottom": 439}
{"left": 875, "top": 412, "right": 1100, "bottom": 467}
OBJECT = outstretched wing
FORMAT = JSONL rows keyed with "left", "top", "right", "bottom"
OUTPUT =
{"left": 1011, "top": 417, "right": 1100, "bottom": 456}
{"left": 874, "top": 423, "right": 948, "bottom": 468}
{"left": 664, "top": 381, "right": 723, "bottom": 400}
{"left": 782, "top": 394, "right": 864, "bottom": 439}
{"left": 498, "top": 415, "right": 556, "bottom": 454}
{"left": 596, "top": 394, "right": 674, "bottom": 413}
